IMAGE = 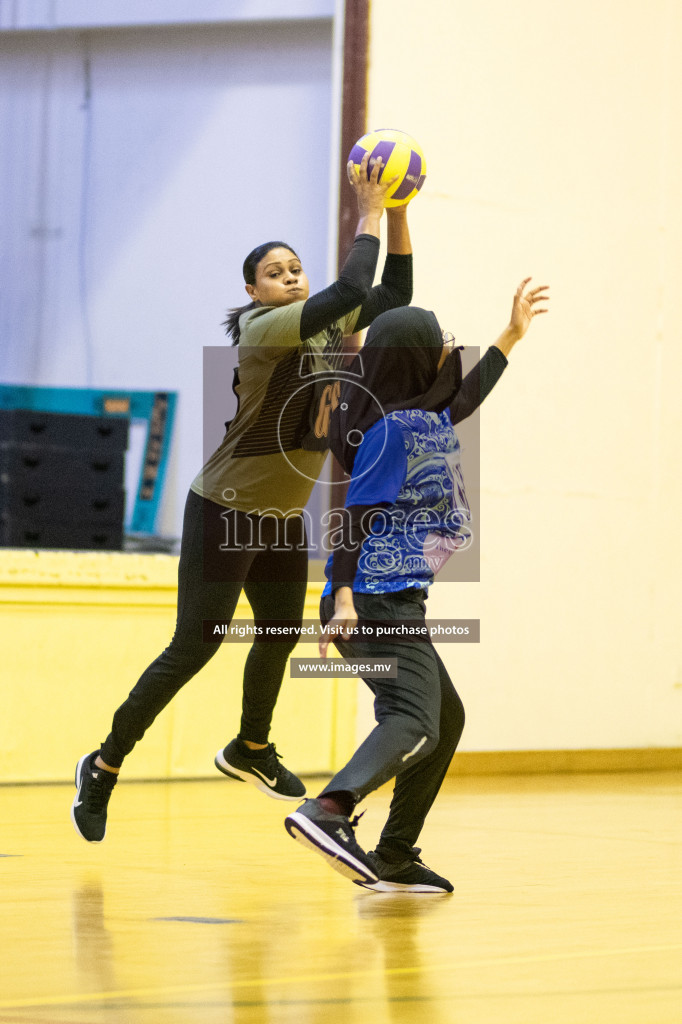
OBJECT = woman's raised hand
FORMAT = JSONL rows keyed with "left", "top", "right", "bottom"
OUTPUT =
{"left": 509, "top": 278, "right": 550, "bottom": 341}
{"left": 493, "top": 278, "right": 550, "bottom": 357}
{"left": 348, "top": 152, "right": 399, "bottom": 237}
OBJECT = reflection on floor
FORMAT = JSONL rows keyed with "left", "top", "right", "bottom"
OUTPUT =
{"left": 0, "top": 771, "right": 681, "bottom": 1023}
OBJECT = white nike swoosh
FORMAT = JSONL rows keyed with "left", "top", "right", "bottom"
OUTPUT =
{"left": 74, "top": 778, "right": 84, "bottom": 807}
{"left": 402, "top": 735, "right": 428, "bottom": 762}
{"left": 251, "top": 766, "right": 277, "bottom": 787}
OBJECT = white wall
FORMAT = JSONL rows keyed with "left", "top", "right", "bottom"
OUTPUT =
{"left": 0, "top": 17, "right": 335, "bottom": 536}
{"left": 0, "top": 0, "right": 334, "bottom": 30}
{"left": 364, "top": 0, "right": 682, "bottom": 751}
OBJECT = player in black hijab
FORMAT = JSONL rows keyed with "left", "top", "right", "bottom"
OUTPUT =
{"left": 285, "top": 279, "right": 550, "bottom": 893}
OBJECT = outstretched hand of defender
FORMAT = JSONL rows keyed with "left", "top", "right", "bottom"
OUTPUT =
{"left": 493, "top": 278, "right": 550, "bottom": 357}
{"left": 509, "top": 278, "right": 550, "bottom": 341}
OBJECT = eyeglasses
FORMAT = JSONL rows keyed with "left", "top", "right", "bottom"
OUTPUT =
{"left": 441, "top": 330, "right": 456, "bottom": 348}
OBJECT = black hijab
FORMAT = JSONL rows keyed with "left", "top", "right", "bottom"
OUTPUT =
{"left": 330, "top": 306, "right": 462, "bottom": 474}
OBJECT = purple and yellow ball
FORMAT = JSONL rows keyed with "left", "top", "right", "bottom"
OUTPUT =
{"left": 348, "top": 128, "right": 427, "bottom": 208}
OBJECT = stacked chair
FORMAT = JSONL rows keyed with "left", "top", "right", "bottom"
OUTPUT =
{"left": 0, "top": 409, "right": 129, "bottom": 550}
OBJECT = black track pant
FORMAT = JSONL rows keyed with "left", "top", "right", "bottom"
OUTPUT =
{"left": 320, "top": 588, "right": 465, "bottom": 863}
{"left": 99, "top": 490, "right": 308, "bottom": 768}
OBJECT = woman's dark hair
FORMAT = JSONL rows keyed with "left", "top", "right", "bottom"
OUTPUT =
{"left": 223, "top": 240, "right": 299, "bottom": 344}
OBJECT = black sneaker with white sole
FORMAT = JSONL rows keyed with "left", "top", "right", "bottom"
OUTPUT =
{"left": 71, "top": 751, "right": 118, "bottom": 843}
{"left": 215, "top": 737, "right": 306, "bottom": 801}
{"left": 284, "top": 798, "right": 378, "bottom": 886}
{"left": 360, "top": 848, "right": 454, "bottom": 893}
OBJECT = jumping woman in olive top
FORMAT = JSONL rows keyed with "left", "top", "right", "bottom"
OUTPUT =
{"left": 72, "top": 154, "right": 414, "bottom": 843}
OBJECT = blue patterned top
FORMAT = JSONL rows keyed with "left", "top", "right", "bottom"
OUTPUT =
{"left": 322, "top": 408, "right": 472, "bottom": 595}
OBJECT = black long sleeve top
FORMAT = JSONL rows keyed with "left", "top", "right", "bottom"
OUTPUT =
{"left": 330, "top": 345, "right": 508, "bottom": 594}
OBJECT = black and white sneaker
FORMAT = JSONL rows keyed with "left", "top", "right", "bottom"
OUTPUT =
{"left": 284, "top": 798, "right": 378, "bottom": 885}
{"left": 71, "top": 751, "right": 118, "bottom": 843}
{"left": 360, "top": 848, "right": 453, "bottom": 893}
{"left": 215, "top": 737, "right": 306, "bottom": 801}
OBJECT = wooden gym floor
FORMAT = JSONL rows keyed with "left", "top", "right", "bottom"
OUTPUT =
{"left": 0, "top": 770, "right": 680, "bottom": 1023}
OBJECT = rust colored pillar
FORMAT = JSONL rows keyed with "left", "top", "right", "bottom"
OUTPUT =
{"left": 331, "top": 0, "right": 370, "bottom": 513}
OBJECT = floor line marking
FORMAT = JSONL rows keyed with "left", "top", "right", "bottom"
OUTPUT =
{"left": 1, "top": 942, "right": 681, "bottom": 1010}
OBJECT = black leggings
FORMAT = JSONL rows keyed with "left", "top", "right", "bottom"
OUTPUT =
{"left": 320, "top": 588, "right": 465, "bottom": 862}
{"left": 99, "top": 490, "right": 308, "bottom": 768}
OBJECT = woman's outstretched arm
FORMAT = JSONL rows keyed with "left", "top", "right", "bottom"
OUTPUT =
{"left": 300, "top": 153, "right": 397, "bottom": 340}
{"left": 450, "top": 278, "right": 550, "bottom": 423}
{"left": 352, "top": 206, "right": 413, "bottom": 331}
